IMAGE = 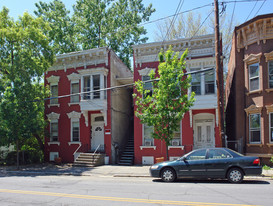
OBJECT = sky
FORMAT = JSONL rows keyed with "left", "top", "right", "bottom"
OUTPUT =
{"left": 0, "top": 0, "right": 272, "bottom": 43}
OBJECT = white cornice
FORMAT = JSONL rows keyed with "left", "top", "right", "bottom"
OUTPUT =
{"left": 67, "top": 72, "right": 81, "bottom": 81}
{"left": 47, "top": 112, "right": 60, "bottom": 120}
{"left": 46, "top": 75, "right": 60, "bottom": 84}
{"left": 67, "top": 111, "right": 81, "bottom": 120}
{"left": 77, "top": 67, "right": 109, "bottom": 76}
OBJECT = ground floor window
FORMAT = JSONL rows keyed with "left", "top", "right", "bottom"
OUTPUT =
{"left": 50, "top": 121, "right": 58, "bottom": 142}
{"left": 72, "top": 121, "right": 80, "bottom": 142}
{"left": 143, "top": 124, "right": 154, "bottom": 146}
{"left": 249, "top": 113, "right": 261, "bottom": 143}
{"left": 171, "top": 122, "right": 181, "bottom": 146}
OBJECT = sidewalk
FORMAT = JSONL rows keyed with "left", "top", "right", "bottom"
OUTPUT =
{"left": 0, "top": 164, "right": 151, "bottom": 177}
{"left": 0, "top": 163, "right": 273, "bottom": 178}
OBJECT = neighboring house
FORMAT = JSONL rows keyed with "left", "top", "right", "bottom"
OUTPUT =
{"left": 44, "top": 47, "right": 133, "bottom": 164}
{"left": 133, "top": 34, "right": 222, "bottom": 165}
{"left": 225, "top": 14, "right": 273, "bottom": 164}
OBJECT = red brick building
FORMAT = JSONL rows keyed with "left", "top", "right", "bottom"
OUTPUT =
{"left": 225, "top": 14, "right": 273, "bottom": 164}
{"left": 133, "top": 34, "right": 222, "bottom": 165}
{"left": 44, "top": 48, "right": 133, "bottom": 164}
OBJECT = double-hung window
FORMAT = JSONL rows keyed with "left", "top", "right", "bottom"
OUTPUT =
{"left": 50, "top": 85, "right": 58, "bottom": 104}
{"left": 249, "top": 113, "right": 261, "bottom": 143}
{"left": 191, "top": 69, "right": 201, "bottom": 95}
{"left": 249, "top": 63, "right": 260, "bottom": 91}
{"left": 143, "top": 124, "right": 154, "bottom": 146}
{"left": 82, "top": 74, "right": 106, "bottom": 100}
{"left": 171, "top": 122, "right": 181, "bottom": 146}
{"left": 142, "top": 76, "right": 153, "bottom": 97}
{"left": 269, "top": 61, "right": 273, "bottom": 89}
{"left": 50, "top": 121, "right": 58, "bottom": 142}
{"left": 72, "top": 121, "right": 80, "bottom": 142}
{"left": 71, "top": 82, "right": 80, "bottom": 103}
{"left": 205, "top": 70, "right": 215, "bottom": 94}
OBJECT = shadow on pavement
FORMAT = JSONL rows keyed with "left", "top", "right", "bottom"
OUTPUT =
{"left": 152, "top": 178, "right": 271, "bottom": 185}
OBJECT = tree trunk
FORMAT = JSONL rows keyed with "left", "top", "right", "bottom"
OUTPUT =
{"left": 165, "top": 141, "right": 169, "bottom": 161}
{"left": 33, "top": 134, "right": 45, "bottom": 162}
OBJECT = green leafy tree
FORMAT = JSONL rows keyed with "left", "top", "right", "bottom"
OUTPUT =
{"left": 0, "top": 8, "right": 54, "bottom": 168}
{"left": 133, "top": 47, "right": 195, "bottom": 160}
{"left": 35, "top": 0, "right": 155, "bottom": 68}
{"left": 34, "top": 0, "right": 79, "bottom": 54}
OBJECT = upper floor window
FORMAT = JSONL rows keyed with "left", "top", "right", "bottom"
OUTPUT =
{"left": 142, "top": 76, "right": 153, "bottom": 97}
{"left": 269, "top": 61, "right": 273, "bottom": 89}
{"left": 82, "top": 74, "right": 106, "bottom": 100}
{"left": 71, "top": 82, "right": 80, "bottom": 103}
{"left": 50, "top": 85, "right": 58, "bottom": 104}
{"left": 205, "top": 71, "right": 215, "bottom": 94}
{"left": 249, "top": 113, "right": 261, "bottom": 143}
{"left": 191, "top": 68, "right": 215, "bottom": 95}
{"left": 191, "top": 69, "right": 201, "bottom": 95}
{"left": 248, "top": 63, "right": 259, "bottom": 91}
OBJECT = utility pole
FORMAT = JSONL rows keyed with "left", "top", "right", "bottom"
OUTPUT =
{"left": 214, "top": 0, "right": 225, "bottom": 147}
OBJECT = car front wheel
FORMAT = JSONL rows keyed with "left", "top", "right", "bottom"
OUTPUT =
{"left": 161, "top": 168, "right": 176, "bottom": 182}
{"left": 227, "top": 168, "right": 244, "bottom": 183}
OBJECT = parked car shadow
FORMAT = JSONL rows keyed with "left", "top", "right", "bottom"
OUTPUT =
{"left": 152, "top": 178, "right": 270, "bottom": 184}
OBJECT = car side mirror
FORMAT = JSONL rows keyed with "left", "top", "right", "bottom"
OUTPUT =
{"left": 181, "top": 156, "right": 187, "bottom": 162}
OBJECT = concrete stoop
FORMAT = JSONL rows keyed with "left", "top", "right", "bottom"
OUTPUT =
{"left": 73, "top": 153, "right": 105, "bottom": 167}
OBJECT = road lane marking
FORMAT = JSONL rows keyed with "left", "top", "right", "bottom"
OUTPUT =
{"left": 0, "top": 189, "right": 259, "bottom": 206}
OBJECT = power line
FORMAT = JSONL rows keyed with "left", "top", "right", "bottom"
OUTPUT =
{"left": 27, "top": 68, "right": 215, "bottom": 103}
{"left": 253, "top": 0, "right": 266, "bottom": 16}
{"left": 245, "top": 0, "right": 259, "bottom": 21}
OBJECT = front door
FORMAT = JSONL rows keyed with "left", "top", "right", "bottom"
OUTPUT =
{"left": 194, "top": 120, "right": 214, "bottom": 149}
{"left": 91, "top": 124, "right": 104, "bottom": 151}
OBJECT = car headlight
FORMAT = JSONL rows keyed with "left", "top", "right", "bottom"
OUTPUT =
{"left": 151, "top": 165, "right": 159, "bottom": 170}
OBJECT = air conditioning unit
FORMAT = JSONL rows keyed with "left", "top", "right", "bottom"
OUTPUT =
{"left": 172, "top": 140, "right": 180, "bottom": 146}
{"left": 144, "top": 140, "right": 152, "bottom": 146}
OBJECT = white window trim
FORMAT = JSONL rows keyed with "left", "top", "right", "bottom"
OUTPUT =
{"left": 81, "top": 73, "right": 106, "bottom": 101}
{"left": 249, "top": 113, "right": 261, "bottom": 144}
{"left": 47, "top": 112, "right": 60, "bottom": 144}
{"left": 189, "top": 67, "right": 216, "bottom": 96}
{"left": 70, "top": 80, "right": 80, "bottom": 104}
{"left": 248, "top": 63, "right": 260, "bottom": 92}
{"left": 142, "top": 124, "right": 154, "bottom": 146}
{"left": 168, "top": 121, "right": 183, "bottom": 149}
{"left": 67, "top": 111, "right": 81, "bottom": 142}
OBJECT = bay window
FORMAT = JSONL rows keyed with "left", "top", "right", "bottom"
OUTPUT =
{"left": 190, "top": 68, "right": 215, "bottom": 95}
{"left": 82, "top": 74, "right": 106, "bottom": 100}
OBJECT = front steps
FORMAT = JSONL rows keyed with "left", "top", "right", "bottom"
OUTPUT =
{"left": 74, "top": 153, "right": 105, "bottom": 167}
{"left": 118, "top": 138, "right": 134, "bottom": 166}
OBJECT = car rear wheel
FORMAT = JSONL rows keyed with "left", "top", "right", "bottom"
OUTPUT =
{"left": 227, "top": 168, "right": 244, "bottom": 183}
{"left": 161, "top": 168, "right": 176, "bottom": 182}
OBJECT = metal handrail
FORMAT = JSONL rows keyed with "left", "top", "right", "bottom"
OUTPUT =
{"left": 93, "top": 144, "right": 102, "bottom": 155}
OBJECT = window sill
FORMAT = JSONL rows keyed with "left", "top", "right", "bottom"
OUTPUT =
{"left": 68, "top": 142, "right": 81, "bottom": 146}
{"left": 247, "top": 143, "right": 263, "bottom": 147}
{"left": 266, "top": 143, "right": 273, "bottom": 147}
{"left": 265, "top": 88, "right": 273, "bottom": 93}
{"left": 168, "top": 146, "right": 184, "bottom": 150}
{"left": 246, "top": 89, "right": 262, "bottom": 96}
{"left": 48, "top": 142, "right": 60, "bottom": 146}
{"left": 140, "top": 146, "right": 156, "bottom": 150}
{"left": 68, "top": 102, "right": 79, "bottom": 106}
{"left": 48, "top": 104, "right": 60, "bottom": 108}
